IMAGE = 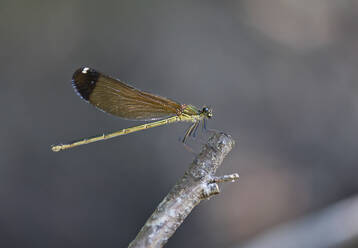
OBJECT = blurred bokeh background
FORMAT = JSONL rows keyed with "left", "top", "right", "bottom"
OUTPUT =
{"left": 1, "top": 0, "right": 358, "bottom": 247}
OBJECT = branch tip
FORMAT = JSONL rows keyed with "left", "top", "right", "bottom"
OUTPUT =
{"left": 128, "top": 132, "right": 236, "bottom": 248}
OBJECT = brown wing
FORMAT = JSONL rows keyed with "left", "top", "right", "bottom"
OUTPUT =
{"left": 72, "top": 66, "right": 182, "bottom": 121}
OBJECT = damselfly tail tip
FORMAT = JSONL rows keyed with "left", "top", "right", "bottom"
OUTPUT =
{"left": 72, "top": 66, "right": 100, "bottom": 101}
{"left": 51, "top": 145, "right": 62, "bottom": 152}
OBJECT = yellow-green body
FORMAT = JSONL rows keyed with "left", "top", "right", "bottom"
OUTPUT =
{"left": 51, "top": 107, "right": 206, "bottom": 152}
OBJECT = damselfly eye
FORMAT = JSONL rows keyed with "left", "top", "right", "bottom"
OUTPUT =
{"left": 202, "top": 107, "right": 212, "bottom": 118}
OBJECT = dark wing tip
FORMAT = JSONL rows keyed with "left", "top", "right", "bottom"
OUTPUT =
{"left": 72, "top": 66, "right": 100, "bottom": 101}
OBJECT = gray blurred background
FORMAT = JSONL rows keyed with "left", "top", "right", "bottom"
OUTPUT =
{"left": 1, "top": 0, "right": 358, "bottom": 247}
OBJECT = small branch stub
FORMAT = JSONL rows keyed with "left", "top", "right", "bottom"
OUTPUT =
{"left": 128, "top": 132, "right": 238, "bottom": 248}
{"left": 211, "top": 173, "right": 240, "bottom": 184}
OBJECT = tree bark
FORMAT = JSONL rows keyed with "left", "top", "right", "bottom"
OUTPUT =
{"left": 128, "top": 132, "right": 238, "bottom": 248}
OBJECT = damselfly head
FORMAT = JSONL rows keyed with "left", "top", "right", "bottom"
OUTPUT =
{"left": 201, "top": 106, "right": 213, "bottom": 119}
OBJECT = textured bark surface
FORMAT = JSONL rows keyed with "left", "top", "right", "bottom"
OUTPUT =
{"left": 128, "top": 132, "right": 238, "bottom": 248}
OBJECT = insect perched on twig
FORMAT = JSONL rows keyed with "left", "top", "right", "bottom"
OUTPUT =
{"left": 51, "top": 66, "right": 213, "bottom": 152}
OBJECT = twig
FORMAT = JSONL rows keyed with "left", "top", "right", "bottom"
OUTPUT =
{"left": 128, "top": 132, "right": 238, "bottom": 248}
